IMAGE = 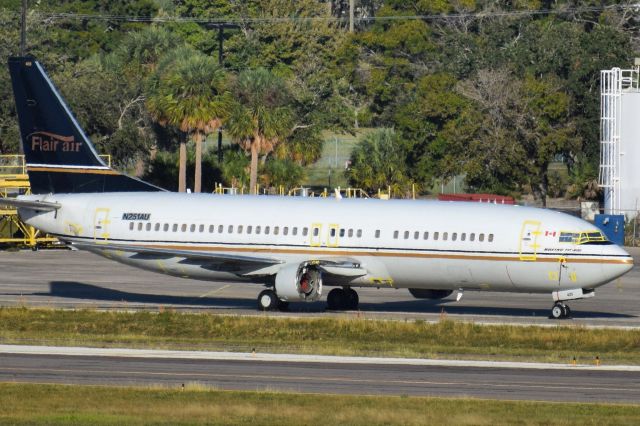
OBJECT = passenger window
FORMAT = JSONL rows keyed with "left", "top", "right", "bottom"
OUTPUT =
{"left": 247, "top": 225, "right": 253, "bottom": 234}
{"left": 375, "top": 230, "right": 380, "bottom": 238}
{"left": 146, "top": 223, "right": 151, "bottom": 231}
{"left": 414, "top": 231, "right": 419, "bottom": 240}
{"left": 265, "top": 226, "right": 270, "bottom": 235}
{"left": 488, "top": 233, "right": 494, "bottom": 242}
{"left": 283, "top": 227, "right": 288, "bottom": 236}
{"left": 393, "top": 231, "right": 399, "bottom": 239}
{"left": 348, "top": 229, "right": 353, "bottom": 238}
{"left": 423, "top": 232, "right": 429, "bottom": 240}
{"left": 434, "top": 232, "right": 439, "bottom": 241}
{"left": 218, "top": 225, "right": 224, "bottom": 233}
{"left": 228, "top": 225, "right": 234, "bottom": 233}
{"left": 129, "top": 222, "right": 134, "bottom": 231}
{"left": 330, "top": 228, "right": 336, "bottom": 237}
{"left": 199, "top": 224, "right": 204, "bottom": 233}
{"left": 256, "top": 226, "right": 261, "bottom": 234}
{"left": 274, "top": 226, "right": 279, "bottom": 235}
{"left": 443, "top": 232, "right": 448, "bottom": 241}
{"left": 209, "top": 224, "right": 214, "bottom": 233}
{"left": 452, "top": 232, "right": 457, "bottom": 241}
{"left": 154, "top": 223, "right": 160, "bottom": 232}
{"left": 339, "top": 229, "right": 345, "bottom": 237}
{"left": 357, "top": 229, "right": 362, "bottom": 238}
{"left": 163, "top": 223, "right": 169, "bottom": 232}
{"left": 181, "top": 224, "right": 187, "bottom": 232}
{"left": 190, "top": 224, "right": 196, "bottom": 232}
{"left": 461, "top": 233, "right": 466, "bottom": 241}
{"left": 138, "top": 222, "right": 143, "bottom": 231}
{"left": 302, "top": 227, "right": 308, "bottom": 236}
{"left": 172, "top": 224, "right": 178, "bottom": 232}
{"left": 293, "top": 227, "right": 298, "bottom": 236}
{"left": 238, "top": 225, "right": 243, "bottom": 233}
{"left": 470, "top": 233, "right": 475, "bottom": 242}
{"left": 404, "top": 231, "right": 409, "bottom": 239}
{"left": 313, "top": 228, "right": 319, "bottom": 237}
{"left": 479, "top": 233, "right": 485, "bottom": 242}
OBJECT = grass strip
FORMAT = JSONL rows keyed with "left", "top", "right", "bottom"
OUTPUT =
{"left": 1, "top": 307, "right": 639, "bottom": 364}
{"left": 0, "top": 382, "right": 639, "bottom": 425}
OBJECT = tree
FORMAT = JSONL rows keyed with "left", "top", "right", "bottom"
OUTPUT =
{"left": 456, "top": 69, "right": 581, "bottom": 205}
{"left": 226, "top": 68, "right": 293, "bottom": 194}
{"left": 147, "top": 48, "right": 229, "bottom": 192}
{"left": 346, "top": 128, "right": 412, "bottom": 195}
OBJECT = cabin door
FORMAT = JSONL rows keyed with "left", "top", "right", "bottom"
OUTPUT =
{"left": 518, "top": 220, "right": 541, "bottom": 261}
{"left": 93, "top": 208, "right": 111, "bottom": 242}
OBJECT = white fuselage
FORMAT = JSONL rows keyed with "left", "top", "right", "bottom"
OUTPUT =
{"left": 19, "top": 192, "right": 633, "bottom": 294}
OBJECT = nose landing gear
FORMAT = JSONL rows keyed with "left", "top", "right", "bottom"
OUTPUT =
{"left": 550, "top": 302, "right": 572, "bottom": 319}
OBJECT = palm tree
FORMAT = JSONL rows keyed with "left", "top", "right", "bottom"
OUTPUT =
{"left": 147, "top": 48, "right": 229, "bottom": 192}
{"left": 226, "top": 68, "right": 293, "bottom": 194}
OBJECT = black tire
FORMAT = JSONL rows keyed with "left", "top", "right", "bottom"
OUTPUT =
{"left": 551, "top": 303, "right": 564, "bottom": 319}
{"left": 346, "top": 288, "right": 359, "bottom": 310}
{"left": 327, "top": 288, "right": 345, "bottom": 310}
{"left": 564, "top": 305, "right": 571, "bottom": 318}
{"left": 257, "top": 289, "right": 279, "bottom": 311}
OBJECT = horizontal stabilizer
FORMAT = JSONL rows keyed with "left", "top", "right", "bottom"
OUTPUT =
{"left": 0, "top": 198, "right": 61, "bottom": 212}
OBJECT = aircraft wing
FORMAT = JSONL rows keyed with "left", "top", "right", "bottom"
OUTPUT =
{"left": 0, "top": 198, "right": 61, "bottom": 212}
{"left": 69, "top": 241, "right": 283, "bottom": 273}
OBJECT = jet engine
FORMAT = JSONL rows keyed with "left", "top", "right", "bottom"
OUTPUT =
{"left": 408, "top": 288, "right": 453, "bottom": 300}
{"left": 275, "top": 262, "right": 323, "bottom": 302}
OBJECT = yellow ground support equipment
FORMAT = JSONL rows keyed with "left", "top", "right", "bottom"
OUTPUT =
{"left": 0, "top": 154, "right": 112, "bottom": 249}
{"left": 0, "top": 154, "right": 58, "bottom": 249}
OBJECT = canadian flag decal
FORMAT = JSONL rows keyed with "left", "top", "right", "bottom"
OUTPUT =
{"left": 545, "top": 230, "right": 557, "bottom": 237}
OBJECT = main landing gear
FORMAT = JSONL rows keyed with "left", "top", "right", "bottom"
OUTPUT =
{"left": 550, "top": 302, "right": 572, "bottom": 319}
{"left": 326, "top": 287, "right": 359, "bottom": 310}
{"left": 257, "top": 289, "right": 289, "bottom": 311}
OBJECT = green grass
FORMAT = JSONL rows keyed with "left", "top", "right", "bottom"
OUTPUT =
{"left": 0, "top": 382, "right": 639, "bottom": 425}
{"left": 1, "top": 307, "right": 640, "bottom": 364}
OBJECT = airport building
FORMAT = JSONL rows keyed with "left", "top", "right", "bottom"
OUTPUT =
{"left": 600, "top": 62, "right": 640, "bottom": 218}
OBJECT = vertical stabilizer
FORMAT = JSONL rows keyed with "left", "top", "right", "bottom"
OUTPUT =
{"left": 8, "top": 56, "right": 163, "bottom": 194}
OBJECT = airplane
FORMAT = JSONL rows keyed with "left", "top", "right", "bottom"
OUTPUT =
{"left": 0, "top": 56, "right": 634, "bottom": 319}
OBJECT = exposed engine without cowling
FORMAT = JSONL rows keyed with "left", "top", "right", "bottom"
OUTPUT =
{"left": 408, "top": 288, "right": 453, "bottom": 300}
{"left": 275, "top": 262, "right": 323, "bottom": 302}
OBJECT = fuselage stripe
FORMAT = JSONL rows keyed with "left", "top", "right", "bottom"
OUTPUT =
{"left": 55, "top": 234, "right": 633, "bottom": 265}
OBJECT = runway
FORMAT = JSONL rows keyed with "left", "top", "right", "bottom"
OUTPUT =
{"left": 0, "top": 248, "right": 639, "bottom": 327}
{"left": 1, "top": 345, "right": 639, "bottom": 403}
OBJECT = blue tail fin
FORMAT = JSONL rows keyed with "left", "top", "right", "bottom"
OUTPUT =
{"left": 8, "top": 56, "right": 163, "bottom": 194}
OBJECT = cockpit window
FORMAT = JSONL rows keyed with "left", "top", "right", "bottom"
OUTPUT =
{"left": 559, "top": 230, "right": 611, "bottom": 245}
{"left": 577, "top": 231, "right": 611, "bottom": 245}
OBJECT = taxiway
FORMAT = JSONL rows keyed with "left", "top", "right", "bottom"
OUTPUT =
{"left": 0, "top": 248, "right": 638, "bottom": 327}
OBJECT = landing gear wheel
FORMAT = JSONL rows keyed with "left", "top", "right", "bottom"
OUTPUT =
{"left": 257, "top": 289, "right": 279, "bottom": 311}
{"left": 346, "top": 288, "right": 359, "bottom": 310}
{"left": 327, "top": 288, "right": 346, "bottom": 310}
{"left": 551, "top": 302, "right": 569, "bottom": 319}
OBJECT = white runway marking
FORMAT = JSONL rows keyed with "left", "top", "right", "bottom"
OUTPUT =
{"left": 1, "top": 344, "right": 638, "bottom": 371}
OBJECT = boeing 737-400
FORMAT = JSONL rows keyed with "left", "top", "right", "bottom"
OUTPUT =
{"left": 0, "top": 57, "right": 634, "bottom": 318}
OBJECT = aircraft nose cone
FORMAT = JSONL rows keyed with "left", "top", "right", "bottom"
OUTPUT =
{"left": 605, "top": 245, "right": 634, "bottom": 280}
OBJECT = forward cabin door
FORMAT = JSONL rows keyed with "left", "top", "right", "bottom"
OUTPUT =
{"left": 93, "top": 208, "right": 111, "bottom": 242}
{"left": 518, "top": 220, "right": 541, "bottom": 261}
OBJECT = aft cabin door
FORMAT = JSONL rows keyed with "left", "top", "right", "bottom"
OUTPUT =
{"left": 93, "top": 208, "right": 110, "bottom": 242}
{"left": 518, "top": 220, "right": 541, "bottom": 261}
